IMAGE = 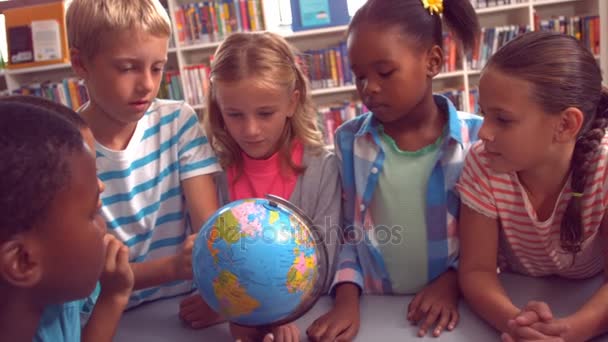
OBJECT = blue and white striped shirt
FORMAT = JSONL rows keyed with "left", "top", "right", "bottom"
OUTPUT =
{"left": 96, "top": 99, "right": 221, "bottom": 307}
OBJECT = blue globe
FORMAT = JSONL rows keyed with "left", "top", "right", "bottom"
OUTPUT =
{"left": 192, "top": 195, "right": 329, "bottom": 327}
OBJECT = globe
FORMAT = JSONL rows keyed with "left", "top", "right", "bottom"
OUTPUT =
{"left": 192, "top": 195, "right": 329, "bottom": 327}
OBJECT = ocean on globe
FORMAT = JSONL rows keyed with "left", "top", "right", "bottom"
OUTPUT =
{"left": 192, "top": 195, "right": 329, "bottom": 327}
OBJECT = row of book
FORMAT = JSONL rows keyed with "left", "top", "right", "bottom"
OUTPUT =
{"left": 157, "top": 70, "right": 184, "bottom": 102}
{"left": 301, "top": 42, "right": 352, "bottom": 90}
{"left": 469, "top": 0, "right": 527, "bottom": 9}
{"left": 318, "top": 101, "right": 366, "bottom": 146}
{"left": 11, "top": 78, "right": 89, "bottom": 110}
{"left": 468, "top": 25, "right": 531, "bottom": 71}
{"left": 468, "top": 15, "right": 601, "bottom": 71}
{"left": 174, "top": 0, "right": 265, "bottom": 45}
{"left": 182, "top": 64, "right": 211, "bottom": 106}
{"left": 535, "top": 15, "right": 601, "bottom": 56}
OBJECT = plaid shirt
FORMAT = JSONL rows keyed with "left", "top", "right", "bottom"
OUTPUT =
{"left": 332, "top": 95, "right": 483, "bottom": 294}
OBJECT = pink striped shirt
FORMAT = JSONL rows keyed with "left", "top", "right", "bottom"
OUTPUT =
{"left": 455, "top": 137, "right": 608, "bottom": 279}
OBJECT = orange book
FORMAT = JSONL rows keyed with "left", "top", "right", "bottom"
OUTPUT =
{"left": 5, "top": 1, "right": 70, "bottom": 69}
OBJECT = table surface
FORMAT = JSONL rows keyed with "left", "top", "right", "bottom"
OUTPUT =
{"left": 115, "top": 273, "right": 608, "bottom": 341}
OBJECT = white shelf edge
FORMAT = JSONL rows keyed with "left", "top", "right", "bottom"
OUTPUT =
{"left": 179, "top": 25, "right": 349, "bottom": 54}
{"left": 475, "top": 2, "right": 530, "bottom": 15}
{"left": 532, "top": 0, "right": 581, "bottom": 7}
{"left": 192, "top": 103, "right": 205, "bottom": 110}
{"left": 311, "top": 85, "right": 356, "bottom": 96}
{"left": 181, "top": 40, "right": 221, "bottom": 52}
{"left": 435, "top": 70, "right": 466, "bottom": 79}
{"left": 467, "top": 69, "right": 482, "bottom": 76}
{"left": 6, "top": 63, "right": 72, "bottom": 75}
{"left": 168, "top": 47, "right": 178, "bottom": 53}
{"left": 279, "top": 25, "right": 348, "bottom": 39}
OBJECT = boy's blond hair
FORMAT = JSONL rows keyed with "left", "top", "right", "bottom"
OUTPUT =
{"left": 66, "top": 0, "right": 171, "bottom": 59}
{"left": 205, "top": 32, "right": 325, "bottom": 176}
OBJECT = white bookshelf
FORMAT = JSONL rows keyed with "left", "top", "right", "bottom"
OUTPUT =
{"left": 166, "top": 0, "right": 608, "bottom": 113}
{"left": 1, "top": 0, "right": 606, "bottom": 114}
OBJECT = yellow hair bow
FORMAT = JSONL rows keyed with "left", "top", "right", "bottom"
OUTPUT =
{"left": 422, "top": 0, "right": 444, "bottom": 16}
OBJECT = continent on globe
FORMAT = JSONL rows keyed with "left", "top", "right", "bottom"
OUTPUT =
{"left": 286, "top": 247, "right": 317, "bottom": 293}
{"left": 193, "top": 196, "right": 329, "bottom": 327}
{"left": 213, "top": 270, "right": 260, "bottom": 317}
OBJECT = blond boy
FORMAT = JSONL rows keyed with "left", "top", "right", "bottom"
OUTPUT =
{"left": 67, "top": 0, "right": 222, "bottom": 327}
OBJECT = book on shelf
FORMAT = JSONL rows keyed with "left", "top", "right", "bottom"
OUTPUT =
{"left": 534, "top": 14, "right": 600, "bottom": 55}
{"left": 11, "top": 78, "right": 88, "bottom": 110}
{"left": 300, "top": 41, "right": 353, "bottom": 90}
{"left": 469, "top": 87, "right": 480, "bottom": 115}
{"left": 469, "top": 14, "right": 602, "bottom": 71}
{"left": 468, "top": 25, "right": 532, "bottom": 71}
{"left": 182, "top": 64, "right": 210, "bottom": 106}
{"left": 174, "top": 0, "right": 265, "bottom": 45}
{"left": 438, "top": 89, "right": 467, "bottom": 113}
{"left": 158, "top": 70, "right": 185, "bottom": 101}
{"left": 317, "top": 101, "right": 366, "bottom": 146}
{"left": 157, "top": 66, "right": 210, "bottom": 107}
{"left": 443, "top": 32, "right": 462, "bottom": 73}
{"left": 4, "top": 1, "right": 70, "bottom": 70}
{"left": 289, "top": 0, "right": 350, "bottom": 32}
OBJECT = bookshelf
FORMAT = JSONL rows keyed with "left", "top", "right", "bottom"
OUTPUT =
{"left": 1, "top": 0, "right": 606, "bottom": 115}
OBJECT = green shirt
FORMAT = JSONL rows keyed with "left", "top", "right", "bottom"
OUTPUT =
{"left": 369, "top": 129, "right": 443, "bottom": 294}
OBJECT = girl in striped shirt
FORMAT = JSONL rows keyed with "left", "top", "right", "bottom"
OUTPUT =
{"left": 457, "top": 31, "right": 608, "bottom": 342}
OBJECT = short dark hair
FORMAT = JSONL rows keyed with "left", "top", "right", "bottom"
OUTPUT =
{"left": 0, "top": 102, "right": 84, "bottom": 239}
{"left": 0, "top": 96, "right": 88, "bottom": 129}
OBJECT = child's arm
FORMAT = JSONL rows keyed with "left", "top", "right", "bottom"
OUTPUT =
{"left": 131, "top": 106, "right": 220, "bottom": 290}
{"left": 82, "top": 235, "right": 134, "bottom": 342}
{"left": 128, "top": 173, "right": 218, "bottom": 291}
{"left": 542, "top": 213, "right": 608, "bottom": 341}
{"left": 307, "top": 282, "right": 361, "bottom": 342}
{"left": 182, "top": 174, "right": 220, "bottom": 233}
{"left": 306, "top": 239, "right": 363, "bottom": 341}
{"left": 130, "top": 235, "right": 196, "bottom": 290}
{"left": 458, "top": 204, "right": 521, "bottom": 333}
{"left": 490, "top": 208, "right": 608, "bottom": 340}
{"left": 407, "top": 268, "right": 460, "bottom": 337}
{"left": 131, "top": 174, "right": 219, "bottom": 288}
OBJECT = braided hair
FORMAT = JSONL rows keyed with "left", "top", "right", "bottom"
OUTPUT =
{"left": 486, "top": 31, "right": 608, "bottom": 254}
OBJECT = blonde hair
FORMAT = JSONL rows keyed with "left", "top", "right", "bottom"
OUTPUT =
{"left": 66, "top": 0, "right": 171, "bottom": 59}
{"left": 205, "top": 32, "right": 324, "bottom": 174}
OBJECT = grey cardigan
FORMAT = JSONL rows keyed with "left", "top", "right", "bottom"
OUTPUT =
{"left": 215, "top": 147, "right": 342, "bottom": 292}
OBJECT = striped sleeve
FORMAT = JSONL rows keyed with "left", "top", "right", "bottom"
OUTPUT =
{"left": 455, "top": 143, "right": 498, "bottom": 219}
{"left": 330, "top": 242, "right": 364, "bottom": 293}
{"left": 176, "top": 104, "right": 221, "bottom": 180}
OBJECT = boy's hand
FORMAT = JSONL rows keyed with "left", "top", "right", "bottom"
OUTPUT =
{"left": 502, "top": 301, "right": 568, "bottom": 341}
{"left": 306, "top": 299, "right": 360, "bottom": 341}
{"left": 99, "top": 234, "right": 134, "bottom": 302}
{"left": 173, "top": 233, "right": 197, "bottom": 280}
{"left": 407, "top": 270, "right": 460, "bottom": 337}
